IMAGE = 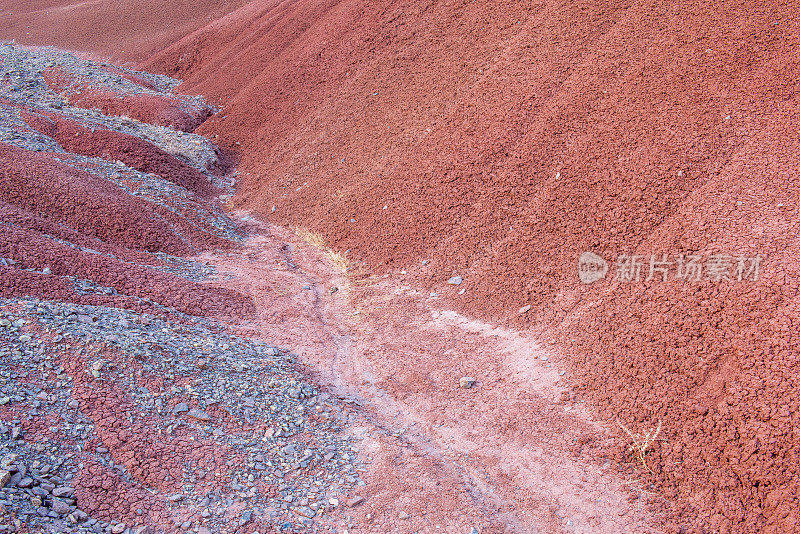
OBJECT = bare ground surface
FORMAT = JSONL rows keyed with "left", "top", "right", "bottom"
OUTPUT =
{"left": 197, "top": 216, "right": 663, "bottom": 533}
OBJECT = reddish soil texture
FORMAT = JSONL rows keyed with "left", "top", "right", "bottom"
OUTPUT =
{"left": 0, "top": 143, "right": 191, "bottom": 254}
{"left": 134, "top": 1, "right": 800, "bottom": 531}
{"left": 0, "top": 221, "right": 252, "bottom": 320}
{"left": 20, "top": 109, "right": 216, "bottom": 196}
{"left": 62, "top": 345, "right": 245, "bottom": 507}
{"left": 42, "top": 67, "right": 212, "bottom": 132}
{"left": 0, "top": 0, "right": 254, "bottom": 63}
{"left": 196, "top": 218, "right": 661, "bottom": 533}
{"left": 2, "top": 1, "right": 799, "bottom": 531}
{"left": 0, "top": 149, "right": 252, "bottom": 319}
{"left": 73, "top": 459, "right": 170, "bottom": 527}
{"left": 0, "top": 76, "right": 253, "bottom": 321}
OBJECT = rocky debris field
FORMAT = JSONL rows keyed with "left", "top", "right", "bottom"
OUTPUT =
{"left": 0, "top": 43, "right": 251, "bottom": 319}
{"left": 3, "top": 0, "right": 797, "bottom": 525}
{"left": 0, "top": 44, "right": 368, "bottom": 533}
{"left": 0, "top": 297, "right": 364, "bottom": 533}
{"left": 1, "top": 43, "right": 212, "bottom": 133}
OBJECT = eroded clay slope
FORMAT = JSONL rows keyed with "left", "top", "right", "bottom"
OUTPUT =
{"left": 142, "top": 1, "right": 800, "bottom": 531}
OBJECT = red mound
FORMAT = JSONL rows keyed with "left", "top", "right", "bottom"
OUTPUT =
{"left": 42, "top": 67, "right": 212, "bottom": 132}
{"left": 0, "top": 0, "right": 254, "bottom": 62}
{"left": 0, "top": 142, "right": 190, "bottom": 254}
{"left": 70, "top": 90, "right": 210, "bottom": 132}
{"left": 0, "top": 146, "right": 253, "bottom": 319}
{"left": 21, "top": 109, "right": 216, "bottom": 196}
{"left": 102, "top": 65, "right": 160, "bottom": 91}
{"left": 138, "top": 1, "right": 800, "bottom": 531}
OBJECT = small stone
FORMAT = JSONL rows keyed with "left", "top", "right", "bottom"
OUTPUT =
{"left": 294, "top": 506, "right": 316, "bottom": 518}
{"left": 18, "top": 477, "right": 33, "bottom": 488}
{"left": 0, "top": 458, "right": 14, "bottom": 471}
{"left": 111, "top": 523, "right": 126, "bottom": 534}
{"left": 459, "top": 376, "right": 476, "bottom": 389}
{"left": 171, "top": 402, "right": 189, "bottom": 415}
{"left": 519, "top": 304, "right": 532, "bottom": 314}
{"left": 51, "top": 498, "right": 70, "bottom": 515}
{"left": 186, "top": 409, "right": 210, "bottom": 422}
{"left": 239, "top": 510, "right": 252, "bottom": 525}
{"left": 399, "top": 511, "right": 411, "bottom": 520}
{"left": 167, "top": 494, "right": 183, "bottom": 502}
{"left": 198, "top": 528, "right": 212, "bottom": 534}
{"left": 68, "top": 400, "right": 79, "bottom": 409}
{"left": 447, "top": 276, "right": 463, "bottom": 285}
{"left": 0, "top": 454, "right": 17, "bottom": 470}
{"left": 346, "top": 496, "right": 364, "bottom": 507}
{"left": 0, "top": 471, "right": 10, "bottom": 487}
{"left": 11, "top": 427, "right": 21, "bottom": 440}
{"left": 0, "top": 397, "right": 9, "bottom": 405}
{"left": 52, "top": 486, "right": 75, "bottom": 498}
{"left": 469, "top": 528, "right": 480, "bottom": 534}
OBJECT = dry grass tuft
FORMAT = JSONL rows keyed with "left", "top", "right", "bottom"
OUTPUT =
{"left": 292, "top": 227, "right": 350, "bottom": 274}
{"left": 294, "top": 227, "right": 326, "bottom": 249}
{"left": 617, "top": 419, "right": 664, "bottom": 474}
{"left": 327, "top": 250, "right": 350, "bottom": 273}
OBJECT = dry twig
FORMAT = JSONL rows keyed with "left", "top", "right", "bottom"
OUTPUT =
{"left": 617, "top": 419, "right": 664, "bottom": 473}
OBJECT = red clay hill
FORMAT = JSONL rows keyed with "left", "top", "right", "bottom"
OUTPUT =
{"left": 0, "top": 0, "right": 254, "bottom": 63}
{"left": 4, "top": 1, "right": 800, "bottom": 532}
{"left": 0, "top": 44, "right": 253, "bottom": 320}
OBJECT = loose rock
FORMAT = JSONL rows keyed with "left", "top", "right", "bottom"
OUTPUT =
{"left": 459, "top": 376, "right": 476, "bottom": 389}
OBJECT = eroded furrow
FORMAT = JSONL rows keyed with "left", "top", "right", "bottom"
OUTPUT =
{"left": 200, "top": 216, "right": 663, "bottom": 533}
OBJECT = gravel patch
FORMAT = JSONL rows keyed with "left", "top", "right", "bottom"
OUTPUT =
{"left": 0, "top": 297, "right": 364, "bottom": 533}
